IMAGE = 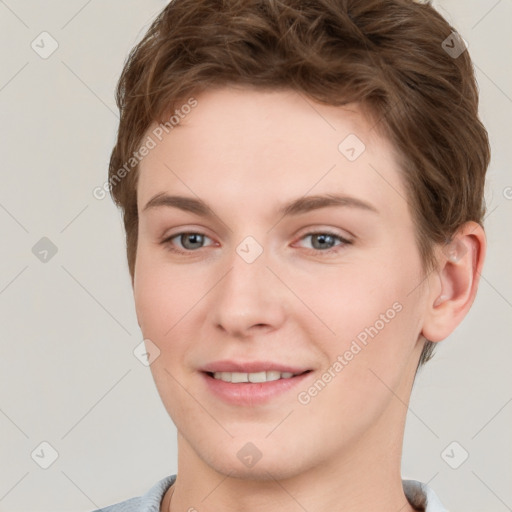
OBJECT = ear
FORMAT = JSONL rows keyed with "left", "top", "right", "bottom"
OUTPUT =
{"left": 421, "top": 221, "right": 486, "bottom": 342}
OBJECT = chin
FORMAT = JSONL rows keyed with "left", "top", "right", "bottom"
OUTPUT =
{"left": 198, "top": 439, "right": 313, "bottom": 482}
{"left": 209, "top": 459, "right": 306, "bottom": 482}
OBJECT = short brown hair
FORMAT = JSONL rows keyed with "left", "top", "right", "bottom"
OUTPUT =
{"left": 108, "top": 0, "right": 490, "bottom": 368}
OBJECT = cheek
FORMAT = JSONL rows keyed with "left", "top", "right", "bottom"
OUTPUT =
{"left": 298, "top": 263, "right": 408, "bottom": 333}
{"left": 133, "top": 247, "right": 216, "bottom": 366}
{"left": 133, "top": 247, "right": 184, "bottom": 338}
{"left": 300, "top": 244, "right": 424, "bottom": 368}
{"left": 296, "top": 283, "right": 422, "bottom": 440}
{"left": 133, "top": 253, "right": 199, "bottom": 414}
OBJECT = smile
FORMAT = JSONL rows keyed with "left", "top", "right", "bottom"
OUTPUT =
{"left": 201, "top": 370, "right": 313, "bottom": 405}
{"left": 210, "top": 370, "right": 306, "bottom": 383}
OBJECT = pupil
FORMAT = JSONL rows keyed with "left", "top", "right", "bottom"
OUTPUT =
{"left": 314, "top": 234, "right": 333, "bottom": 249}
{"left": 183, "top": 233, "right": 203, "bottom": 249}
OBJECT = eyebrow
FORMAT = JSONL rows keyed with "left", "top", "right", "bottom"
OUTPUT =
{"left": 142, "top": 192, "right": 379, "bottom": 217}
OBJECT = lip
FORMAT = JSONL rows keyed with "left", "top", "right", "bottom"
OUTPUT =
{"left": 200, "top": 360, "right": 310, "bottom": 374}
{"left": 200, "top": 369, "right": 314, "bottom": 406}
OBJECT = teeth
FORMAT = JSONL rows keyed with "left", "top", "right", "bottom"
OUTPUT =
{"left": 212, "top": 371, "right": 297, "bottom": 383}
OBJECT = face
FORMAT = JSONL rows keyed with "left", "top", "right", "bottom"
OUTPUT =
{"left": 134, "top": 86, "right": 429, "bottom": 479}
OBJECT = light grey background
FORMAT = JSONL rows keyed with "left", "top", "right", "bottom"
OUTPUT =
{"left": 0, "top": 1, "right": 510, "bottom": 511}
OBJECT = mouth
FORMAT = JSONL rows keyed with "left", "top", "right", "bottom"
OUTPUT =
{"left": 204, "top": 369, "right": 312, "bottom": 383}
{"left": 200, "top": 368, "right": 314, "bottom": 405}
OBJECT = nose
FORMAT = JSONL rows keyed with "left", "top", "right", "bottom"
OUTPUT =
{"left": 208, "top": 242, "right": 288, "bottom": 338}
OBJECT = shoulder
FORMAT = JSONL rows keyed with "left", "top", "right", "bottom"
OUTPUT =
{"left": 402, "top": 479, "right": 449, "bottom": 512}
{"left": 92, "top": 495, "right": 141, "bottom": 512}
{"left": 89, "top": 474, "right": 177, "bottom": 512}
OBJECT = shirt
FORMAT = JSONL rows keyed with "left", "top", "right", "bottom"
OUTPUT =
{"left": 90, "top": 474, "right": 448, "bottom": 512}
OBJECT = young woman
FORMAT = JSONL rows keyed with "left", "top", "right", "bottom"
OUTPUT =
{"left": 92, "top": 1, "right": 490, "bottom": 510}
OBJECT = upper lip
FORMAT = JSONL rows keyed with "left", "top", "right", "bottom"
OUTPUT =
{"left": 201, "top": 360, "right": 311, "bottom": 374}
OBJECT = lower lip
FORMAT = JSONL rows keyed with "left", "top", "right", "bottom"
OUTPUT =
{"left": 201, "top": 371, "right": 313, "bottom": 406}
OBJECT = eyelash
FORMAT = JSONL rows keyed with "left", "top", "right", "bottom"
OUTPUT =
{"left": 160, "top": 230, "right": 352, "bottom": 256}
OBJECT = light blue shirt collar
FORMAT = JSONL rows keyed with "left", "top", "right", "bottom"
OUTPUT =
{"left": 93, "top": 474, "right": 448, "bottom": 512}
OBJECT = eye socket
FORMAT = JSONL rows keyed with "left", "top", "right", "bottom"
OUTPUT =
{"left": 160, "top": 230, "right": 352, "bottom": 256}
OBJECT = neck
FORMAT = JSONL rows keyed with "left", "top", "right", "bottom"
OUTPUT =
{"left": 167, "top": 400, "right": 417, "bottom": 512}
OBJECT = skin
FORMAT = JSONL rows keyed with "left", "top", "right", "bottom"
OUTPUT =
{"left": 132, "top": 85, "right": 485, "bottom": 512}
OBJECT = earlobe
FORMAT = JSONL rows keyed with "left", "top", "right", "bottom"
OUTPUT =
{"left": 421, "top": 221, "right": 486, "bottom": 342}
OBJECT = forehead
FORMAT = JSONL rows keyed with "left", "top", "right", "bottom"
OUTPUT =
{"left": 137, "top": 86, "right": 408, "bottom": 221}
